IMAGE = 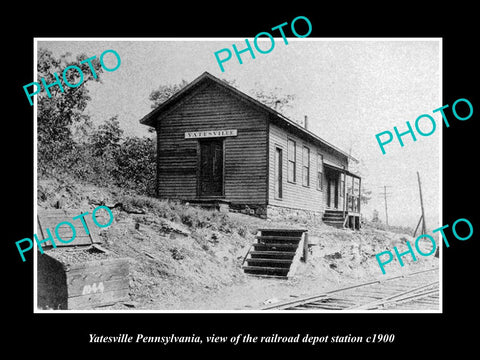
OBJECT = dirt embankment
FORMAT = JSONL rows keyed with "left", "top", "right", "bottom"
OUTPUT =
{"left": 37, "top": 178, "right": 438, "bottom": 310}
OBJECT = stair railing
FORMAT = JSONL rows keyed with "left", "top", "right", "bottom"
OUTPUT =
{"left": 287, "top": 230, "right": 308, "bottom": 278}
{"left": 241, "top": 230, "right": 260, "bottom": 267}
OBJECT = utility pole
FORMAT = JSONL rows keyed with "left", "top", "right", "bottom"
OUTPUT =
{"left": 383, "top": 186, "right": 389, "bottom": 225}
{"left": 379, "top": 186, "right": 392, "bottom": 226}
{"left": 413, "top": 171, "right": 427, "bottom": 236}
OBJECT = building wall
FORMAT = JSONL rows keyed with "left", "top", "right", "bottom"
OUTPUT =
{"left": 155, "top": 82, "right": 268, "bottom": 205}
{"left": 268, "top": 122, "right": 348, "bottom": 213}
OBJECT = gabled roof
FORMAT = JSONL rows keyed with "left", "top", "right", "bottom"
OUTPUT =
{"left": 140, "top": 71, "right": 357, "bottom": 162}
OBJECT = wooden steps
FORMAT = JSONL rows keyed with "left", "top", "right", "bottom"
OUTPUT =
{"left": 322, "top": 209, "right": 361, "bottom": 230}
{"left": 322, "top": 209, "right": 345, "bottom": 228}
{"left": 252, "top": 243, "right": 298, "bottom": 250}
{"left": 242, "top": 229, "right": 308, "bottom": 278}
{"left": 249, "top": 251, "right": 296, "bottom": 259}
{"left": 256, "top": 235, "right": 302, "bottom": 242}
{"left": 242, "top": 266, "right": 290, "bottom": 276}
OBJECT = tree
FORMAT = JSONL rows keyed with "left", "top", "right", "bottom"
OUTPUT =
{"left": 148, "top": 79, "right": 190, "bottom": 109}
{"left": 361, "top": 188, "right": 372, "bottom": 205}
{"left": 114, "top": 137, "right": 157, "bottom": 195}
{"left": 348, "top": 158, "right": 371, "bottom": 206}
{"left": 36, "top": 49, "right": 157, "bottom": 196}
{"left": 37, "top": 48, "right": 103, "bottom": 174}
{"left": 249, "top": 84, "right": 295, "bottom": 115}
{"left": 90, "top": 116, "right": 124, "bottom": 156}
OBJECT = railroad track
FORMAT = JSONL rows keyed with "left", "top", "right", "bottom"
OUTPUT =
{"left": 261, "top": 267, "right": 440, "bottom": 311}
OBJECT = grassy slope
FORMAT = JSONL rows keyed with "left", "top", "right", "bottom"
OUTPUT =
{"left": 37, "top": 177, "right": 439, "bottom": 309}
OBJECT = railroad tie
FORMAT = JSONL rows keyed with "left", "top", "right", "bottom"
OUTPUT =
{"left": 261, "top": 268, "right": 440, "bottom": 311}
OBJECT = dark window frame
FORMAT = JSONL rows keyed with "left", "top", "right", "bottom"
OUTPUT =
{"left": 274, "top": 145, "right": 283, "bottom": 200}
{"left": 302, "top": 146, "right": 310, "bottom": 187}
{"left": 287, "top": 138, "right": 296, "bottom": 184}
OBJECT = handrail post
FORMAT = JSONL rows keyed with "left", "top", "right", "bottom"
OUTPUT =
{"left": 342, "top": 170, "right": 347, "bottom": 218}
{"left": 358, "top": 177, "right": 361, "bottom": 214}
{"left": 303, "top": 231, "right": 308, "bottom": 262}
{"left": 242, "top": 230, "right": 260, "bottom": 267}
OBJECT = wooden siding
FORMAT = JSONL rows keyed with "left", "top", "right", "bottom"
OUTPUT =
{"left": 268, "top": 123, "right": 348, "bottom": 212}
{"left": 155, "top": 82, "right": 268, "bottom": 205}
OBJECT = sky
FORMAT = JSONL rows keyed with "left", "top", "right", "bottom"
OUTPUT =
{"left": 37, "top": 38, "right": 441, "bottom": 229}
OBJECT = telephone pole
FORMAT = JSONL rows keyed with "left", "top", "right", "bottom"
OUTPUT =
{"left": 379, "top": 185, "right": 392, "bottom": 226}
{"left": 413, "top": 171, "right": 427, "bottom": 236}
{"left": 384, "top": 186, "right": 389, "bottom": 226}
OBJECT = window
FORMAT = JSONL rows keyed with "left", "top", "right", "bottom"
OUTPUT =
{"left": 274, "top": 147, "right": 283, "bottom": 199}
{"left": 302, "top": 146, "right": 310, "bottom": 187}
{"left": 287, "top": 139, "right": 296, "bottom": 183}
{"left": 317, "top": 153, "right": 323, "bottom": 191}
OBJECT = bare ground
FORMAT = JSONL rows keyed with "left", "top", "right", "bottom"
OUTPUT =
{"left": 37, "top": 178, "right": 439, "bottom": 311}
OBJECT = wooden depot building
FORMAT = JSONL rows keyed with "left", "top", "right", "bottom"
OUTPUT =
{"left": 140, "top": 72, "right": 361, "bottom": 229}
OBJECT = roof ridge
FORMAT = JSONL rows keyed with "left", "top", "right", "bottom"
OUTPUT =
{"left": 139, "top": 72, "right": 357, "bottom": 162}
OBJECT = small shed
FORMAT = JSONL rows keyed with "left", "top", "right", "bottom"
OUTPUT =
{"left": 36, "top": 209, "right": 130, "bottom": 310}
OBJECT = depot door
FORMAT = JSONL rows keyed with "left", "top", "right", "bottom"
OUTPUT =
{"left": 198, "top": 139, "right": 224, "bottom": 197}
{"left": 327, "top": 176, "right": 339, "bottom": 208}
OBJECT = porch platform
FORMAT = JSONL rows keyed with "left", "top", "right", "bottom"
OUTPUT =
{"left": 184, "top": 198, "right": 231, "bottom": 212}
{"left": 322, "top": 209, "right": 361, "bottom": 230}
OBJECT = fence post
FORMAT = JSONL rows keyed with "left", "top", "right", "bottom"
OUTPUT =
{"left": 303, "top": 232, "right": 309, "bottom": 262}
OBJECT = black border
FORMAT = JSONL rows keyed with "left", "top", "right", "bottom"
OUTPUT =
{"left": 7, "top": 7, "right": 478, "bottom": 355}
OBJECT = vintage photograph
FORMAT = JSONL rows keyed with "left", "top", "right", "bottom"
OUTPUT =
{"left": 33, "top": 38, "right": 441, "bottom": 312}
